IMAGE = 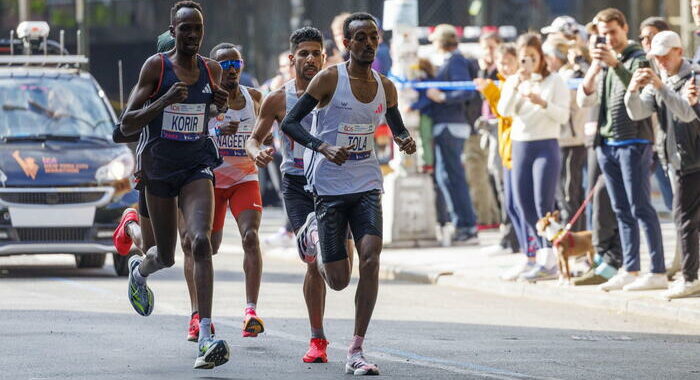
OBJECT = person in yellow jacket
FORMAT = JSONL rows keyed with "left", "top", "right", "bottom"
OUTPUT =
{"left": 475, "top": 44, "right": 536, "bottom": 281}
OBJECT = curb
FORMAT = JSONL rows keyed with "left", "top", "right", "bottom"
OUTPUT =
{"left": 435, "top": 272, "right": 700, "bottom": 327}
{"left": 263, "top": 245, "right": 700, "bottom": 327}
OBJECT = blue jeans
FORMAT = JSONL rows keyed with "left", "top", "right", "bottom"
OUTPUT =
{"left": 596, "top": 144, "right": 665, "bottom": 273}
{"left": 511, "top": 139, "right": 561, "bottom": 253}
{"left": 434, "top": 129, "right": 477, "bottom": 230}
{"left": 504, "top": 167, "right": 535, "bottom": 257}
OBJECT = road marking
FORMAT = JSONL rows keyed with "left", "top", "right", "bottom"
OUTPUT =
{"left": 48, "top": 276, "right": 549, "bottom": 379}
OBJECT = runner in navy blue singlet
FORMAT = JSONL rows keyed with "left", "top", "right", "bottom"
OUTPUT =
{"left": 118, "top": 1, "right": 231, "bottom": 370}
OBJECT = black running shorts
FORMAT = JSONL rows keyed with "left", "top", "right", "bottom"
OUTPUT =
{"left": 281, "top": 174, "right": 315, "bottom": 232}
{"left": 314, "top": 189, "right": 382, "bottom": 263}
{"left": 144, "top": 166, "right": 214, "bottom": 198}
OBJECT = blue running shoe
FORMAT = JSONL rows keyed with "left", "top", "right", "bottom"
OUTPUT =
{"left": 194, "top": 337, "right": 230, "bottom": 369}
{"left": 127, "top": 255, "right": 154, "bottom": 316}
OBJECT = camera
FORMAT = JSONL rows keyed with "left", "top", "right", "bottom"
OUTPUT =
{"left": 574, "top": 55, "right": 586, "bottom": 65}
{"left": 596, "top": 36, "right": 606, "bottom": 46}
{"left": 638, "top": 61, "right": 651, "bottom": 69}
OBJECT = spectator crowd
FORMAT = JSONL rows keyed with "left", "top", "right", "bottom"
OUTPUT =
{"left": 251, "top": 4, "right": 700, "bottom": 301}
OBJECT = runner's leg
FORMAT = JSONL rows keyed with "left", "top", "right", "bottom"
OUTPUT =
{"left": 314, "top": 194, "right": 352, "bottom": 290}
{"left": 179, "top": 178, "right": 215, "bottom": 321}
{"left": 236, "top": 209, "right": 263, "bottom": 305}
{"left": 140, "top": 191, "right": 178, "bottom": 275}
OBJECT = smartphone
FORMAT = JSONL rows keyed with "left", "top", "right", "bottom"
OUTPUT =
{"left": 638, "top": 61, "right": 651, "bottom": 69}
{"left": 596, "top": 36, "right": 607, "bottom": 46}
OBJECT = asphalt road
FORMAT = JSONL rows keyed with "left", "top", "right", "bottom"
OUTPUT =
{"left": 1, "top": 236, "right": 700, "bottom": 379}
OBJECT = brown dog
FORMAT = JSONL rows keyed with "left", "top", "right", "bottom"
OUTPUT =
{"left": 535, "top": 211, "right": 595, "bottom": 283}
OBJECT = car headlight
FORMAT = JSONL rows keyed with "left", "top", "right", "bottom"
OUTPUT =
{"left": 96, "top": 152, "right": 134, "bottom": 183}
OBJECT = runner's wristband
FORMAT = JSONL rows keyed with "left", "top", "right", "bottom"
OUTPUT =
{"left": 281, "top": 93, "right": 324, "bottom": 151}
{"left": 385, "top": 105, "right": 410, "bottom": 140}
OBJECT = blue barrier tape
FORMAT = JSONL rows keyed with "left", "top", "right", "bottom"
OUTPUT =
{"left": 389, "top": 75, "right": 585, "bottom": 91}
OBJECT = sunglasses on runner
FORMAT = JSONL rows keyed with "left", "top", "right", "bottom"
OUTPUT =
{"left": 219, "top": 59, "right": 244, "bottom": 70}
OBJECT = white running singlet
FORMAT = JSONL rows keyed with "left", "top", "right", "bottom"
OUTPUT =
{"left": 304, "top": 63, "right": 386, "bottom": 196}
{"left": 208, "top": 86, "right": 258, "bottom": 188}
{"left": 281, "top": 79, "right": 314, "bottom": 176}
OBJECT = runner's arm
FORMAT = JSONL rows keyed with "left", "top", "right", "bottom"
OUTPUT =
{"left": 280, "top": 68, "right": 336, "bottom": 151}
{"left": 383, "top": 77, "right": 416, "bottom": 154}
{"left": 247, "top": 89, "right": 284, "bottom": 162}
{"left": 383, "top": 77, "right": 409, "bottom": 139}
{"left": 280, "top": 93, "right": 324, "bottom": 151}
{"left": 120, "top": 55, "right": 174, "bottom": 136}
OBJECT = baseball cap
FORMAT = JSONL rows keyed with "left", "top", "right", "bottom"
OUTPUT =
{"left": 156, "top": 30, "right": 175, "bottom": 53}
{"left": 648, "top": 30, "right": 682, "bottom": 57}
{"left": 429, "top": 24, "right": 458, "bottom": 43}
{"left": 541, "top": 16, "right": 582, "bottom": 36}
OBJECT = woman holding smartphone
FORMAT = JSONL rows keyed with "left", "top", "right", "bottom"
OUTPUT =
{"left": 497, "top": 33, "right": 571, "bottom": 282}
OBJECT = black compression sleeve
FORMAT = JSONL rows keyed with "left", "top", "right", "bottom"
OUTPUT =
{"left": 385, "top": 105, "right": 410, "bottom": 139}
{"left": 281, "top": 93, "right": 325, "bottom": 151}
{"left": 113, "top": 123, "right": 140, "bottom": 143}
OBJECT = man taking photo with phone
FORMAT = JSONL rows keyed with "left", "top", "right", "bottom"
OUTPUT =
{"left": 625, "top": 30, "right": 700, "bottom": 299}
{"left": 578, "top": 8, "right": 666, "bottom": 292}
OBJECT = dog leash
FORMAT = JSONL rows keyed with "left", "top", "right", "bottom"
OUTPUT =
{"left": 563, "top": 175, "right": 604, "bottom": 232}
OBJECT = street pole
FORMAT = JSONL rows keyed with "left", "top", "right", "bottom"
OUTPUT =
{"left": 18, "top": 0, "right": 29, "bottom": 22}
{"left": 75, "top": 0, "right": 89, "bottom": 69}
{"left": 680, "top": 0, "right": 695, "bottom": 54}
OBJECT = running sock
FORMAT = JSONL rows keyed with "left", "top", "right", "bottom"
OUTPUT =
{"left": 593, "top": 254, "right": 604, "bottom": 266}
{"left": 348, "top": 335, "right": 364, "bottom": 357}
{"left": 132, "top": 265, "right": 147, "bottom": 285}
{"left": 595, "top": 263, "right": 618, "bottom": 279}
{"left": 199, "top": 318, "right": 212, "bottom": 341}
{"left": 311, "top": 327, "right": 326, "bottom": 339}
{"left": 246, "top": 303, "right": 256, "bottom": 311}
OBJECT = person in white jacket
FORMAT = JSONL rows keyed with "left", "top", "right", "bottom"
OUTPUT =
{"left": 497, "top": 32, "right": 571, "bottom": 282}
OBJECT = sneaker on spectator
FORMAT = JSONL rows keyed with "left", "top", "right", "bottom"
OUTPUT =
{"left": 500, "top": 260, "right": 536, "bottom": 281}
{"left": 482, "top": 245, "right": 511, "bottom": 256}
{"left": 518, "top": 264, "right": 558, "bottom": 282}
{"left": 622, "top": 273, "right": 668, "bottom": 291}
{"left": 598, "top": 271, "right": 637, "bottom": 292}
{"left": 572, "top": 268, "right": 608, "bottom": 286}
{"left": 662, "top": 278, "right": 700, "bottom": 300}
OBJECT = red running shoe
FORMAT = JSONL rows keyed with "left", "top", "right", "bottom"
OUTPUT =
{"left": 113, "top": 208, "right": 138, "bottom": 255}
{"left": 302, "top": 338, "right": 329, "bottom": 363}
{"left": 188, "top": 312, "right": 216, "bottom": 342}
{"left": 242, "top": 307, "right": 265, "bottom": 337}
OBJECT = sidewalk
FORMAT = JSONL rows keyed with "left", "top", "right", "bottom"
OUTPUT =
{"left": 258, "top": 208, "right": 700, "bottom": 327}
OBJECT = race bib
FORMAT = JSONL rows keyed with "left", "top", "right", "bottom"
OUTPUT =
{"left": 161, "top": 103, "right": 206, "bottom": 141}
{"left": 211, "top": 113, "right": 254, "bottom": 157}
{"left": 336, "top": 123, "right": 375, "bottom": 161}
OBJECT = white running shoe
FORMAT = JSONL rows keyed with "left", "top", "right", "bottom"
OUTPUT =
{"left": 663, "top": 279, "right": 700, "bottom": 300}
{"left": 598, "top": 271, "right": 637, "bottom": 292}
{"left": 295, "top": 213, "right": 319, "bottom": 263}
{"left": 623, "top": 273, "right": 668, "bottom": 291}
{"left": 500, "top": 260, "right": 536, "bottom": 281}
{"left": 345, "top": 352, "right": 379, "bottom": 376}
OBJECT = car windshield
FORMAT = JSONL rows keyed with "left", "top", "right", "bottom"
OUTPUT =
{"left": 0, "top": 76, "right": 114, "bottom": 140}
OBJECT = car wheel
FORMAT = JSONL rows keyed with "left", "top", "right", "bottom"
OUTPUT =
{"left": 113, "top": 249, "right": 137, "bottom": 277}
{"left": 75, "top": 253, "right": 107, "bottom": 268}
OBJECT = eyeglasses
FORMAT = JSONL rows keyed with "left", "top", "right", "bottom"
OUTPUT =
{"left": 219, "top": 59, "right": 244, "bottom": 70}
